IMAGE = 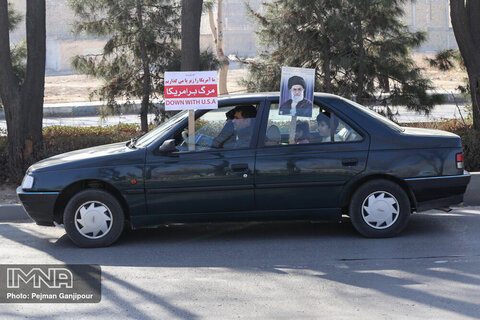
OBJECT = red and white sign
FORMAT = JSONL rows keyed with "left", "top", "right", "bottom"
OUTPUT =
{"left": 164, "top": 71, "right": 218, "bottom": 110}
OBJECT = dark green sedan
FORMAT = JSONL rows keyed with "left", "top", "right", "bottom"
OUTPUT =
{"left": 17, "top": 93, "right": 471, "bottom": 247}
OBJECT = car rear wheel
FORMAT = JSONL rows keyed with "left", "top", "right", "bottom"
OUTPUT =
{"left": 349, "top": 179, "right": 410, "bottom": 237}
{"left": 63, "top": 189, "right": 124, "bottom": 247}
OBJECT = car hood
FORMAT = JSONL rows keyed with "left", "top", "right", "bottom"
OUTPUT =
{"left": 30, "top": 142, "right": 144, "bottom": 173}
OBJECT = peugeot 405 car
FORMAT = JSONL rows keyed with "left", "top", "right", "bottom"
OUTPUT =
{"left": 17, "top": 93, "right": 471, "bottom": 247}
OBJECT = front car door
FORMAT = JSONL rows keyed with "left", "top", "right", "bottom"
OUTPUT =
{"left": 142, "top": 99, "right": 265, "bottom": 226}
{"left": 254, "top": 97, "right": 369, "bottom": 219}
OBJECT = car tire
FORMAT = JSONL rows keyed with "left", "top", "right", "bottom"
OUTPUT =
{"left": 349, "top": 179, "right": 410, "bottom": 238}
{"left": 63, "top": 189, "right": 125, "bottom": 248}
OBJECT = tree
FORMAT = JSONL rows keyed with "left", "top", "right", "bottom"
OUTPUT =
{"left": 244, "top": 0, "right": 441, "bottom": 118}
{"left": 0, "top": 0, "right": 46, "bottom": 179}
{"left": 204, "top": 0, "right": 229, "bottom": 94}
{"left": 0, "top": 2, "right": 26, "bottom": 105}
{"left": 181, "top": 0, "right": 203, "bottom": 71}
{"left": 70, "top": 0, "right": 181, "bottom": 132}
{"left": 450, "top": 0, "right": 480, "bottom": 130}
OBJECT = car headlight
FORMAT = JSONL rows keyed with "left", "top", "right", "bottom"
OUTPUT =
{"left": 21, "top": 174, "right": 35, "bottom": 190}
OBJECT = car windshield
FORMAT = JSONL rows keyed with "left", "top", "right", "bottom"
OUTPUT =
{"left": 134, "top": 110, "right": 188, "bottom": 147}
{"left": 339, "top": 97, "right": 404, "bottom": 132}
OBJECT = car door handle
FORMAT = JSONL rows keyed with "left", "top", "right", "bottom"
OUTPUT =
{"left": 342, "top": 158, "right": 358, "bottom": 166}
{"left": 230, "top": 163, "right": 249, "bottom": 172}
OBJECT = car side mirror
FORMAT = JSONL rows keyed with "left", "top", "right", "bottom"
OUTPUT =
{"left": 158, "top": 139, "right": 178, "bottom": 155}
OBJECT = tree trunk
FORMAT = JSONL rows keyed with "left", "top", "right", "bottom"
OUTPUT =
{"left": 468, "top": 72, "right": 480, "bottom": 131}
{"left": 450, "top": 0, "right": 480, "bottom": 130}
{"left": 136, "top": 0, "right": 150, "bottom": 132}
{"left": 216, "top": 0, "right": 228, "bottom": 95}
{"left": 181, "top": 0, "right": 203, "bottom": 71}
{"left": 0, "top": 0, "right": 45, "bottom": 180}
{"left": 355, "top": 18, "right": 366, "bottom": 103}
{"left": 207, "top": 1, "right": 229, "bottom": 94}
{"left": 322, "top": 44, "right": 332, "bottom": 93}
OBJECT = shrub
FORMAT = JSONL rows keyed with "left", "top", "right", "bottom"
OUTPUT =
{"left": 455, "top": 128, "right": 480, "bottom": 172}
{"left": 401, "top": 119, "right": 479, "bottom": 171}
{"left": 0, "top": 124, "right": 140, "bottom": 183}
{"left": 41, "top": 124, "right": 141, "bottom": 158}
{"left": 1, "top": 120, "right": 479, "bottom": 185}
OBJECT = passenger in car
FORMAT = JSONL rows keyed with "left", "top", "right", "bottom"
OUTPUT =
{"left": 315, "top": 113, "right": 340, "bottom": 142}
{"left": 295, "top": 120, "right": 310, "bottom": 144}
{"left": 232, "top": 105, "right": 257, "bottom": 148}
{"left": 265, "top": 124, "right": 281, "bottom": 146}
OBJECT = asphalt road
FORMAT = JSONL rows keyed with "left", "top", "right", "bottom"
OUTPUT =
{"left": 1, "top": 207, "right": 480, "bottom": 319}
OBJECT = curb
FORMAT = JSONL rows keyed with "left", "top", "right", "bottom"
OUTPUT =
{"left": 463, "top": 172, "right": 480, "bottom": 206}
{"left": 1, "top": 173, "right": 479, "bottom": 223}
{"left": 0, "top": 100, "right": 164, "bottom": 119}
{"left": 0, "top": 204, "right": 29, "bottom": 222}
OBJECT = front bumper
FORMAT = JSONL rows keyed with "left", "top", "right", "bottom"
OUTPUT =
{"left": 405, "top": 172, "right": 471, "bottom": 212}
{"left": 16, "top": 186, "right": 60, "bottom": 226}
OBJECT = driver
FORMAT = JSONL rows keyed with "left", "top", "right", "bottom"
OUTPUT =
{"left": 232, "top": 105, "right": 257, "bottom": 148}
{"left": 212, "top": 108, "right": 236, "bottom": 149}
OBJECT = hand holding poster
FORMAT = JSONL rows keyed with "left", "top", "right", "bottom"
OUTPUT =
{"left": 279, "top": 67, "right": 315, "bottom": 117}
{"left": 164, "top": 71, "right": 218, "bottom": 111}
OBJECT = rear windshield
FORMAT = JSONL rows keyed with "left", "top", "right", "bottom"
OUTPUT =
{"left": 337, "top": 97, "right": 404, "bottom": 132}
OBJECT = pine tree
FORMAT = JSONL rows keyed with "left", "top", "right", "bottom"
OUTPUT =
{"left": 244, "top": 0, "right": 442, "bottom": 118}
{"left": 69, "top": 0, "right": 182, "bottom": 132}
{"left": 1, "top": 1, "right": 26, "bottom": 102}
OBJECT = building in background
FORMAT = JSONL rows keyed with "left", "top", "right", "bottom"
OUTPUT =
{"left": 403, "top": 0, "right": 457, "bottom": 52}
{"left": 10, "top": 0, "right": 107, "bottom": 74}
{"left": 9, "top": 0, "right": 457, "bottom": 74}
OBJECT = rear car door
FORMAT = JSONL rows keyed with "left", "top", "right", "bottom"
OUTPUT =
{"left": 254, "top": 98, "right": 370, "bottom": 215}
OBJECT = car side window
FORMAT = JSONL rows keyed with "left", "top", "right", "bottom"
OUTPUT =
{"left": 264, "top": 103, "right": 361, "bottom": 146}
{"left": 174, "top": 104, "right": 259, "bottom": 152}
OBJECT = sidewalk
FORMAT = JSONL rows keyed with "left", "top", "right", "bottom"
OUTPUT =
{"left": 2, "top": 172, "right": 479, "bottom": 222}
{"left": 0, "top": 99, "right": 153, "bottom": 119}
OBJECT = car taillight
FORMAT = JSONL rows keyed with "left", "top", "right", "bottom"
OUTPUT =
{"left": 456, "top": 153, "right": 464, "bottom": 169}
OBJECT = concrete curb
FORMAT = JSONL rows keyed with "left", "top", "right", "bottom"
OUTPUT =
{"left": 463, "top": 172, "right": 480, "bottom": 206}
{"left": 0, "top": 100, "right": 161, "bottom": 119}
{"left": 0, "top": 204, "right": 29, "bottom": 222}
{"left": 1, "top": 173, "right": 479, "bottom": 223}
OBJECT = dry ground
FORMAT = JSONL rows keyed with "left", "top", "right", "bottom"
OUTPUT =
{"left": 0, "top": 185, "right": 18, "bottom": 204}
{"left": 412, "top": 53, "right": 466, "bottom": 91}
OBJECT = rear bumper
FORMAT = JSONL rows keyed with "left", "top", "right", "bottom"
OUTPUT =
{"left": 16, "top": 187, "right": 59, "bottom": 226}
{"left": 405, "top": 172, "right": 471, "bottom": 212}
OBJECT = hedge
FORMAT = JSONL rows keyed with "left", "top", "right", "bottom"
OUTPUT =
{"left": 1, "top": 121, "right": 479, "bottom": 184}
{"left": 0, "top": 124, "right": 140, "bottom": 183}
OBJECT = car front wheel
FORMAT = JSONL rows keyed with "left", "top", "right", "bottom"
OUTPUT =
{"left": 63, "top": 189, "right": 125, "bottom": 247}
{"left": 349, "top": 179, "right": 410, "bottom": 238}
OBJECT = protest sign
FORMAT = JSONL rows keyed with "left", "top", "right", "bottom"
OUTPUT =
{"left": 165, "top": 71, "right": 218, "bottom": 111}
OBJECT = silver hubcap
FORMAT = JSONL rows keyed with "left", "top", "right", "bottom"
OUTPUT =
{"left": 74, "top": 201, "right": 113, "bottom": 239}
{"left": 361, "top": 191, "right": 399, "bottom": 229}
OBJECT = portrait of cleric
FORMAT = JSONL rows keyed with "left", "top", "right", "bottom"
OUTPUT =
{"left": 279, "top": 75, "right": 313, "bottom": 117}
